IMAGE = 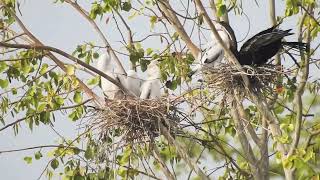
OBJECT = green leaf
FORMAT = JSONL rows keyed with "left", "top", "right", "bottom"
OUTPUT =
{"left": 35, "top": 151, "right": 43, "bottom": 160}
{"left": 50, "top": 159, "right": 59, "bottom": 169}
{"left": 150, "top": 16, "right": 157, "bottom": 28}
{"left": 73, "top": 91, "right": 82, "bottom": 104}
{"left": 0, "top": 79, "right": 9, "bottom": 89}
{"left": 146, "top": 48, "right": 153, "bottom": 56}
{"left": 140, "top": 59, "right": 149, "bottom": 72}
{"left": 87, "top": 76, "right": 99, "bottom": 86}
{"left": 0, "top": 61, "right": 7, "bottom": 73}
{"left": 55, "top": 96, "right": 65, "bottom": 105}
{"left": 84, "top": 146, "right": 94, "bottom": 160}
{"left": 23, "top": 156, "right": 32, "bottom": 164}
{"left": 12, "top": 88, "right": 17, "bottom": 95}
{"left": 40, "top": 64, "right": 49, "bottom": 75}
{"left": 66, "top": 65, "right": 75, "bottom": 76}
{"left": 217, "top": 5, "right": 227, "bottom": 17}
{"left": 40, "top": 111, "right": 51, "bottom": 124}
{"left": 122, "top": 2, "right": 132, "bottom": 12}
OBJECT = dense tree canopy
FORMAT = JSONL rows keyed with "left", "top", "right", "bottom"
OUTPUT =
{"left": 1, "top": 0, "right": 320, "bottom": 179}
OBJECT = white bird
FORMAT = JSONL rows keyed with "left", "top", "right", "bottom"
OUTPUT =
{"left": 97, "top": 53, "right": 124, "bottom": 99}
{"left": 191, "top": 21, "right": 237, "bottom": 74}
{"left": 140, "top": 61, "right": 161, "bottom": 99}
{"left": 124, "top": 70, "right": 142, "bottom": 97}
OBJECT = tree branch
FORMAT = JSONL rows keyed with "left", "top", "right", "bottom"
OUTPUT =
{"left": 231, "top": 99, "right": 257, "bottom": 167}
{"left": 157, "top": 0, "right": 200, "bottom": 58}
{"left": 288, "top": 7, "right": 312, "bottom": 156}
{"left": 159, "top": 121, "right": 209, "bottom": 180}
{"left": 0, "top": 3, "right": 103, "bottom": 106}
{"left": 0, "top": 42, "right": 132, "bottom": 95}
{"left": 64, "top": 0, "right": 127, "bottom": 75}
{"left": 152, "top": 146, "right": 175, "bottom": 180}
{"left": 0, "top": 145, "right": 84, "bottom": 154}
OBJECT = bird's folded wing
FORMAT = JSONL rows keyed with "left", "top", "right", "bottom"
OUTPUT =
{"left": 240, "top": 31, "right": 291, "bottom": 52}
{"left": 140, "top": 81, "right": 153, "bottom": 99}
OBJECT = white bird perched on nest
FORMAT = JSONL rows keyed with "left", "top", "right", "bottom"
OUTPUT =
{"left": 191, "top": 21, "right": 237, "bottom": 75}
{"left": 140, "top": 60, "right": 161, "bottom": 99}
{"left": 97, "top": 53, "right": 125, "bottom": 99}
{"left": 124, "top": 70, "right": 142, "bottom": 97}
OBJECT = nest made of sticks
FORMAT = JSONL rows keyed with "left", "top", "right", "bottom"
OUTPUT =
{"left": 89, "top": 98, "right": 185, "bottom": 146}
{"left": 201, "top": 63, "right": 284, "bottom": 96}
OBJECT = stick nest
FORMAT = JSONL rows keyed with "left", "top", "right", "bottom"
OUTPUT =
{"left": 201, "top": 63, "right": 284, "bottom": 96}
{"left": 89, "top": 98, "right": 185, "bottom": 145}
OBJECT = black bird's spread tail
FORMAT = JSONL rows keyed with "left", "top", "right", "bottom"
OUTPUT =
{"left": 282, "top": 42, "right": 309, "bottom": 52}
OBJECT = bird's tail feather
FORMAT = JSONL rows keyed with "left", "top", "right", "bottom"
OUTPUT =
{"left": 283, "top": 42, "right": 309, "bottom": 52}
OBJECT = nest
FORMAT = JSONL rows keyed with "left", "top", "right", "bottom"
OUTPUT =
{"left": 201, "top": 63, "right": 284, "bottom": 96}
{"left": 88, "top": 98, "right": 185, "bottom": 146}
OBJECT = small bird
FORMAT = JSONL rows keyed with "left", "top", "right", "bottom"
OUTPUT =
{"left": 124, "top": 70, "right": 142, "bottom": 97}
{"left": 97, "top": 53, "right": 124, "bottom": 99}
{"left": 236, "top": 25, "right": 308, "bottom": 66}
{"left": 140, "top": 61, "right": 161, "bottom": 99}
{"left": 191, "top": 21, "right": 237, "bottom": 75}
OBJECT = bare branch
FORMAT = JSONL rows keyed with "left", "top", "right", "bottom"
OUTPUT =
{"left": 0, "top": 145, "right": 84, "bottom": 154}
{"left": 64, "top": 0, "right": 127, "bottom": 75}
{"left": 157, "top": 0, "right": 200, "bottom": 58}
{"left": 0, "top": 3, "right": 103, "bottom": 106}
{"left": 209, "top": 0, "right": 219, "bottom": 21}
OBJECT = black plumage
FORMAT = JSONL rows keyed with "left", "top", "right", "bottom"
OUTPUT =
{"left": 234, "top": 25, "right": 308, "bottom": 65}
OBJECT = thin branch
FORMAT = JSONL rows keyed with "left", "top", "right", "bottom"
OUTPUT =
{"left": 157, "top": 0, "right": 200, "bottom": 58}
{"left": 0, "top": 99, "right": 92, "bottom": 132}
{"left": 0, "top": 42, "right": 132, "bottom": 95}
{"left": 231, "top": 98, "right": 257, "bottom": 166}
{"left": 194, "top": 1, "right": 290, "bottom": 176}
{"left": 0, "top": 3, "right": 103, "bottom": 106}
{"left": 288, "top": 8, "right": 312, "bottom": 156}
{"left": 159, "top": 121, "right": 210, "bottom": 180}
{"left": 0, "top": 145, "right": 84, "bottom": 154}
{"left": 209, "top": 0, "right": 219, "bottom": 21}
{"left": 1, "top": 32, "right": 25, "bottom": 43}
{"left": 152, "top": 146, "right": 175, "bottom": 180}
{"left": 64, "top": 0, "right": 127, "bottom": 75}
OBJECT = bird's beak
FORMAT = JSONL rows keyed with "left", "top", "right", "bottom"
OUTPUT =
{"left": 188, "top": 70, "right": 197, "bottom": 78}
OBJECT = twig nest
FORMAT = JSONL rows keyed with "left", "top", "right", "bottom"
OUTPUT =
{"left": 89, "top": 97, "right": 185, "bottom": 145}
{"left": 201, "top": 63, "right": 284, "bottom": 96}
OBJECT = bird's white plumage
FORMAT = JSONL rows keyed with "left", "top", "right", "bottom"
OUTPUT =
{"left": 97, "top": 53, "right": 123, "bottom": 99}
{"left": 192, "top": 22, "right": 231, "bottom": 72}
{"left": 124, "top": 70, "right": 142, "bottom": 97}
{"left": 140, "top": 61, "right": 161, "bottom": 99}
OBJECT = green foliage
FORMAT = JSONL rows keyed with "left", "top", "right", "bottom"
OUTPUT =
{"left": 23, "top": 156, "right": 32, "bottom": 164}
{"left": 89, "top": 0, "right": 120, "bottom": 19}
{"left": 72, "top": 43, "right": 98, "bottom": 64}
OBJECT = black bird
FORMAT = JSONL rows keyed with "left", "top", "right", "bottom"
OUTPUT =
{"left": 234, "top": 24, "right": 308, "bottom": 66}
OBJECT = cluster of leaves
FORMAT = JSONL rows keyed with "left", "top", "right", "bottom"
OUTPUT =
{"left": 89, "top": 0, "right": 133, "bottom": 19}
{"left": 159, "top": 52, "right": 194, "bottom": 90}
